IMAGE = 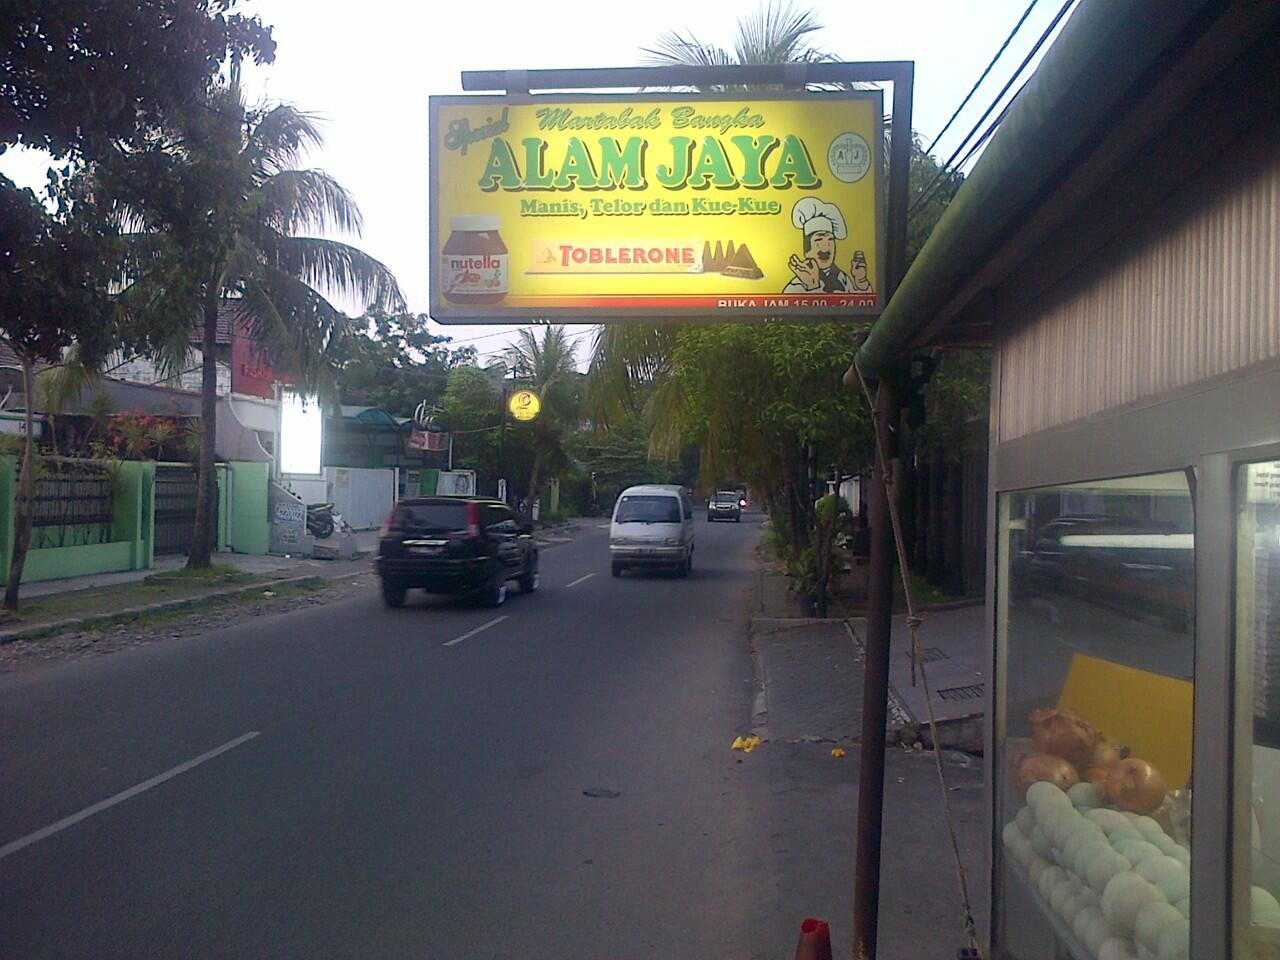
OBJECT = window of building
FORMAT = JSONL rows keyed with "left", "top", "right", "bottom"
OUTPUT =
{"left": 1234, "top": 461, "right": 1280, "bottom": 952}
{"left": 996, "top": 472, "right": 1194, "bottom": 959}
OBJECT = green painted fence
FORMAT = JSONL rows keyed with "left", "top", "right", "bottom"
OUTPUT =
{"left": 0, "top": 457, "right": 272, "bottom": 585}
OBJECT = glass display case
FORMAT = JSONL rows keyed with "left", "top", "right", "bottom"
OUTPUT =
{"left": 995, "top": 472, "right": 1195, "bottom": 960}
{"left": 1235, "top": 461, "right": 1280, "bottom": 958}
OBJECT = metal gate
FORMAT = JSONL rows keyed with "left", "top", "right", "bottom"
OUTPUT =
{"left": 154, "top": 464, "right": 214, "bottom": 556}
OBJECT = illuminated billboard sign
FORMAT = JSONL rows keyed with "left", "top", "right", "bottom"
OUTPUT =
{"left": 429, "top": 92, "right": 882, "bottom": 321}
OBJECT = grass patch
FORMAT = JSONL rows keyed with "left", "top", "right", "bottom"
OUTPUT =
{"left": 143, "top": 562, "right": 245, "bottom": 583}
{"left": 0, "top": 569, "right": 272, "bottom": 628}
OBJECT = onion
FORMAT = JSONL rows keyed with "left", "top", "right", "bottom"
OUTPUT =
{"left": 1085, "top": 765, "right": 1113, "bottom": 789}
{"left": 1106, "top": 759, "right": 1168, "bottom": 814}
{"left": 1032, "top": 707, "right": 1104, "bottom": 767}
{"left": 1017, "top": 752, "right": 1081, "bottom": 795}
{"left": 1091, "top": 739, "right": 1122, "bottom": 769}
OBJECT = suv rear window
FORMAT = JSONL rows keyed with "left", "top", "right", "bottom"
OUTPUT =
{"left": 616, "top": 495, "right": 682, "bottom": 524}
{"left": 716, "top": 491, "right": 738, "bottom": 499}
{"left": 391, "top": 502, "right": 470, "bottom": 531}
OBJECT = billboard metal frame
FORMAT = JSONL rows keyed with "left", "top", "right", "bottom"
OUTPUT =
{"left": 438, "top": 62, "right": 914, "bottom": 322}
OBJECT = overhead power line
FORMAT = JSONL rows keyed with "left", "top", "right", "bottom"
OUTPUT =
{"left": 910, "top": 0, "right": 1077, "bottom": 217}
{"left": 925, "top": 0, "right": 1040, "bottom": 156}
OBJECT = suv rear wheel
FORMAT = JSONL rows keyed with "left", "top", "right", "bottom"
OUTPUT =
{"left": 480, "top": 569, "right": 508, "bottom": 608}
{"left": 519, "top": 560, "right": 539, "bottom": 594}
{"left": 381, "top": 581, "right": 407, "bottom": 608}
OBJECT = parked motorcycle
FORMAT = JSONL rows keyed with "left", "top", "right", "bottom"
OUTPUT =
{"left": 306, "top": 502, "right": 339, "bottom": 539}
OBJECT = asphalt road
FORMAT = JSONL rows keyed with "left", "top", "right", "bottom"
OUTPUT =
{"left": 0, "top": 513, "right": 787, "bottom": 959}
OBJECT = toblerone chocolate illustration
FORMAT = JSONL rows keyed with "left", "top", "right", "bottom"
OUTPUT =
{"left": 722, "top": 243, "right": 763, "bottom": 279}
{"left": 701, "top": 240, "right": 763, "bottom": 279}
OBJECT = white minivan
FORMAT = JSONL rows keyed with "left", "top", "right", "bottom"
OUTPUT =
{"left": 609, "top": 484, "right": 695, "bottom": 578}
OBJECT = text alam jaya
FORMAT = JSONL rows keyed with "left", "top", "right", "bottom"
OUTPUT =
{"left": 477, "top": 134, "right": 821, "bottom": 192}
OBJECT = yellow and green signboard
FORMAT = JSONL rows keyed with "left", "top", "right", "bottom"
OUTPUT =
{"left": 429, "top": 92, "right": 883, "bottom": 321}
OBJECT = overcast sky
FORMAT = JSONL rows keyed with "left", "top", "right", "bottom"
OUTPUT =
{"left": 1, "top": 0, "right": 1074, "bottom": 367}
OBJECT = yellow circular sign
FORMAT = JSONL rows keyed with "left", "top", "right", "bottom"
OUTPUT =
{"left": 508, "top": 389, "right": 541, "bottom": 421}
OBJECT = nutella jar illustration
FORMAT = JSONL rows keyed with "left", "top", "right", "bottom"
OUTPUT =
{"left": 441, "top": 215, "right": 508, "bottom": 304}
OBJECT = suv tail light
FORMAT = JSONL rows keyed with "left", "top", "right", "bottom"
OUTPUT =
{"left": 466, "top": 501, "right": 481, "bottom": 538}
{"left": 379, "top": 504, "right": 397, "bottom": 537}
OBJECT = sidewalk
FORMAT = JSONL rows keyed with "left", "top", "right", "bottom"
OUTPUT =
{"left": 852, "top": 604, "right": 988, "bottom": 752}
{"left": 749, "top": 568, "right": 989, "bottom": 959}
{"left": 17, "top": 529, "right": 381, "bottom": 600}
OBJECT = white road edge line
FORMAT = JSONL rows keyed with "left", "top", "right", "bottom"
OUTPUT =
{"left": 443, "top": 615, "right": 509, "bottom": 647}
{"left": 565, "top": 573, "right": 595, "bottom": 588}
{"left": 0, "top": 730, "right": 262, "bottom": 862}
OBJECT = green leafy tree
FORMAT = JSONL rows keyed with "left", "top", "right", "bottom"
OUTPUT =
{"left": 0, "top": 1, "right": 273, "bottom": 158}
{"left": 0, "top": 178, "right": 116, "bottom": 609}
{"left": 108, "top": 83, "right": 405, "bottom": 567}
{"left": 337, "top": 307, "right": 476, "bottom": 417}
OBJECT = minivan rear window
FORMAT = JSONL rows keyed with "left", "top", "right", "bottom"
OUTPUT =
{"left": 615, "top": 495, "right": 681, "bottom": 524}
{"left": 392, "top": 502, "right": 470, "bottom": 531}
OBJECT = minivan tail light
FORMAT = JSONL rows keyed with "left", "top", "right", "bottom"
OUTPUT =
{"left": 466, "top": 501, "right": 481, "bottom": 538}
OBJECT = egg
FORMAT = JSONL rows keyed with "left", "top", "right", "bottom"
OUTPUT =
{"left": 1154, "top": 872, "right": 1189, "bottom": 904}
{"left": 1030, "top": 857, "right": 1050, "bottom": 884}
{"left": 1051, "top": 877, "right": 1078, "bottom": 915}
{"left": 1154, "top": 916, "right": 1189, "bottom": 960}
{"left": 1132, "top": 816, "right": 1167, "bottom": 843}
{"left": 1114, "top": 839, "right": 1163, "bottom": 865}
{"left": 1031, "top": 784, "right": 1075, "bottom": 825}
{"left": 1063, "top": 822, "right": 1107, "bottom": 870}
{"left": 1075, "top": 839, "right": 1116, "bottom": 880}
{"left": 1108, "top": 827, "right": 1144, "bottom": 848}
{"left": 1081, "top": 912, "right": 1121, "bottom": 954}
{"left": 1062, "top": 891, "right": 1093, "bottom": 924}
{"left": 1098, "top": 937, "right": 1139, "bottom": 960}
{"left": 1134, "top": 901, "right": 1183, "bottom": 952}
{"left": 1172, "top": 898, "right": 1189, "bottom": 919}
{"left": 1088, "top": 851, "right": 1132, "bottom": 894}
{"left": 1069, "top": 781, "right": 1103, "bottom": 809}
{"left": 1003, "top": 822, "right": 1023, "bottom": 849}
{"left": 1049, "top": 809, "right": 1084, "bottom": 849}
{"left": 1103, "top": 872, "right": 1167, "bottom": 931}
{"left": 1030, "top": 825, "right": 1055, "bottom": 860}
{"left": 1016, "top": 805, "right": 1035, "bottom": 835}
{"left": 1087, "top": 808, "right": 1131, "bottom": 834}
{"left": 1253, "top": 886, "right": 1280, "bottom": 926}
{"left": 1039, "top": 864, "right": 1069, "bottom": 899}
{"left": 1136, "top": 856, "right": 1186, "bottom": 887}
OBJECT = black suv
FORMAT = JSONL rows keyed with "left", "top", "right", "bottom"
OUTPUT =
{"left": 376, "top": 497, "right": 539, "bottom": 608}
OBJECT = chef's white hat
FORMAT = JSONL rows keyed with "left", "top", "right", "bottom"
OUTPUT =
{"left": 791, "top": 197, "right": 847, "bottom": 240}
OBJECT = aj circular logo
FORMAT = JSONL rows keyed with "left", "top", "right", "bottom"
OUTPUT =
{"left": 828, "top": 132, "right": 871, "bottom": 184}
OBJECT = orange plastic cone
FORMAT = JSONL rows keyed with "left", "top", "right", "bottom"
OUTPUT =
{"left": 794, "top": 918, "right": 833, "bottom": 960}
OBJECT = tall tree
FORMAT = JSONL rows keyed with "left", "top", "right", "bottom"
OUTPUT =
{"left": 337, "top": 307, "right": 476, "bottom": 418}
{"left": 0, "top": 176, "right": 115, "bottom": 608}
{"left": 501, "top": 326, "right": 580, "bottom": 510}
{"left": 109, "top": 83, "right": 405, "bottom": 566}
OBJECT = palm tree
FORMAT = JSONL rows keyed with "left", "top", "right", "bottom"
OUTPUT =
{"left": 589, "top": 3, "right": 839, "bottom": 434}
{"left": 643, "top": 1, "right": 837, "bottom": 78}
{"left": 110, "top": 83, "right": 404, "bottom": 566}
{"left": 502, "top": 325, "right": 579, "bottom": 510}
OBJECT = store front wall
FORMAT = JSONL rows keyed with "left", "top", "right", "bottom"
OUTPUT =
{"left": 984, "top": 121, "right": 1280, "bottom": 960}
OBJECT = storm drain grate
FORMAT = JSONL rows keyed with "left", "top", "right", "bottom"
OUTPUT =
{"left": 919, "top": 647, "right": 949, "bottom": 663}
{"left": 937, "top": 683, "right": 985, "bottom": 702}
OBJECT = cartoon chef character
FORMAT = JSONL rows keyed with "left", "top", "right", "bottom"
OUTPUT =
{"left": 784, "top": 197, "right": 872, "bottom": 294}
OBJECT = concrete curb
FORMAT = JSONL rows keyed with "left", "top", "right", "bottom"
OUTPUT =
{"left": 0, "top": 570, "right": 369, "bottom": 645}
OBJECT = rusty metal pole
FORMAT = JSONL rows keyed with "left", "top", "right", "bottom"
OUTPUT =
{"left": 852, "top": 373, "right": 899, "bottom": 960}
{"left": 852, "top": 60, "right": 913, "bottom": 960}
